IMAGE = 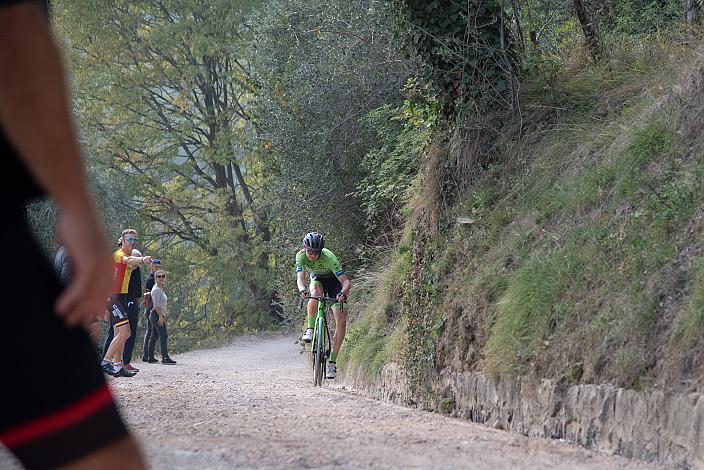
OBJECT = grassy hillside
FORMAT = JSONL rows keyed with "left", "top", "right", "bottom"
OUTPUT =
{"left": 341, "top": 38, "right": 704, "bottom": 395}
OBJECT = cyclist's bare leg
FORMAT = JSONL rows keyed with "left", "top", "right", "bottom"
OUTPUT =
{"left": 331, "top": 305, "right": 347, "bottom": 355}
{"left": 103, "top": 323, "right": 130, "bottom": 363}
{"left": 62, "top": 436, "right": 147, "bottom": 470}
{"left": 307, "top": 281, "right": 324, "bottom": 323}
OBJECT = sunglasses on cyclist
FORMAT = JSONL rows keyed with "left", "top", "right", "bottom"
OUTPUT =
{"left": 125, "top": 237, "right": 138, "bottom": 243}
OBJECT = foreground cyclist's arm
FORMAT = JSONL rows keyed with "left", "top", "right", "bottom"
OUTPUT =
{"left": 0, "top": 2, "right": 111, "bottom": 327}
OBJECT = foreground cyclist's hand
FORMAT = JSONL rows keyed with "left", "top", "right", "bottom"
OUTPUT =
{"left": 336, "top": 292, "right": 347, "bottom": 303}
{"left": 299, "top": 289, "right": 309, "bottom": 301}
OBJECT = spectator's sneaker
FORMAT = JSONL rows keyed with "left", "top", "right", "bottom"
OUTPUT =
{"left": 326, "top": 363, "right": 337, "bottom": 379}
{"left": 301, "top": 328, "right": 313, "bottom": 343}
{"left": 124, "top": 363, "right": 139, "bottom": 373}
{"left": 114, "top": 367, "right": 137, "bottom": 377}
{"left": 100, "top": 362, "right": 116, "bottom": 376}
{"left": 146, "top": 357, "right": 159, "bottom": 363}
{"left": 162, "top": 357, "right": 177, "bottom": 365}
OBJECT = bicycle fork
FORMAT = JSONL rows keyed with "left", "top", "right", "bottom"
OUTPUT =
{"left": 313, "top": 305, "right": 329, "bottom": 360}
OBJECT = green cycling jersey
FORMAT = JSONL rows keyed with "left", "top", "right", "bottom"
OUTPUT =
{"left": 295, "top": 248, "right": 345, "bottom": 278}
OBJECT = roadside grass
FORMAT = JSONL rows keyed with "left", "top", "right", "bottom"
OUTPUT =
{"left": 448, "top": 52, "right": 699, "bottom": 377}
{"left": 483, "top": 116, "right": 691, "bottom": 377}
{"left": 345, "top": 38, "right": 704, "bottom": 390}
{"left": 340, "top": 242, "right": 412, "bottom": 377}
{"left": 674, "top": 265, "right": 704, "bottom": 349}
{"left": 485, "top": 245, "right": 585, "bottom": 374}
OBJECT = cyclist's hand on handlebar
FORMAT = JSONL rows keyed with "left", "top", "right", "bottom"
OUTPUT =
{"left": 336, "top": 292, "right": 347, "bottom": 303}
{"left": 299, "top": 289, "right": 309, "bottom": 301}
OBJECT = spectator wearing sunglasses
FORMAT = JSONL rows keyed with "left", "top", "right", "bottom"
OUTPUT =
{"left": 101, "top": 241, "right": 144, "bottom": 373}
{"left": 142, "top": 259, "right": 161, "bottom": 362}
{"left": 101, "top": 229, "right": 152, "bottom": 377}
{"left": 145, "top": 270, "right": 176, "bottom": 364}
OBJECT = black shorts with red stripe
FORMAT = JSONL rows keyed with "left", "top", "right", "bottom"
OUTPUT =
{"left": 0, "top": 210, "right": 128, "bottom": 469}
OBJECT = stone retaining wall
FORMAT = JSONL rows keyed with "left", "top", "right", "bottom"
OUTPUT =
{"left": 342, "top": 364, "right": 704, "bottom": 469}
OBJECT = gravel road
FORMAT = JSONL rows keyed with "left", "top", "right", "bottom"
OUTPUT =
{"left": 1, "top": 334, "right": 664, "bottom": 469}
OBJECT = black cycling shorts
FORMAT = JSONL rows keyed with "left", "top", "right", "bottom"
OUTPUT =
{"left": 310, "top": 273, "right": 342, "bottom": 300}
{"left": 108, "top": 294, "right": 130, "bottom": 328}
{"left": 0, "top": 211, "right": 128, "bottom": 469}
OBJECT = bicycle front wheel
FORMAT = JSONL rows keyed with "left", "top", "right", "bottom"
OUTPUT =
{"left": 314, "top": 319, "right": 324, "bottom": 386}
{"left": 311, "top": 334, "right": 320, "bottom": 384}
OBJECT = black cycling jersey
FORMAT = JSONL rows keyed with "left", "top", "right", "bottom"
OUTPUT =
{"left": 0, "top": 214, "right": 128, "bottom": 468}
{"left": 0, "top": 2, "right": 128, "bottom": 465}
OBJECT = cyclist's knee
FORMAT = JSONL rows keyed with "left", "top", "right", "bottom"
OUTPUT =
{"left": 332, "top": 307, "right": 346, "bottom": 321}
{"left": 310, "top": 285, "right": 323, "bottom": 296}
{"left": 115, "top": 324, "right": 131, "bottom": 339}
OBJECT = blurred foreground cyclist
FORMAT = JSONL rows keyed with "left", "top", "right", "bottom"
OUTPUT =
{"left": 0, "top": 1, "right": 146, "bottom": 468}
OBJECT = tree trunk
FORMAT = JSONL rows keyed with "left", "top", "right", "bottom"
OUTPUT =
{"left": 249, "top": 283, "right": 284, "bottom": 324}
{"left": 684, "top": 0, "right": 701, "bottom": 23}
{"left": 573, "top": 0, "right": 602, "bottom": 60}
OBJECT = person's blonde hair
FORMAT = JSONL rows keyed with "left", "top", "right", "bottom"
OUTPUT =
{"left": 154, "top": 269, "right": 166, "bottom": 277}
{"left": 121, "top": 229, "right": 137, "bottom": 239}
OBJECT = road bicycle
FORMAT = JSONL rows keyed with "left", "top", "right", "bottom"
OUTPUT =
{"left": 300, "top": 295, "right": 342, "bottom": 386}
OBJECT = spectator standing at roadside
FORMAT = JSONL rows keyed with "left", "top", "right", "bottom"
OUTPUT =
{"left": 142, "top": 259, "right": 161, "bottom": 362}
{"left": 53, "top": 245, "right": 71, "bottom": 284}
{"left": 145, "top": 269, "right": 177, "bottom": 364}
{"left": 0, "top": 1, "right": 146, "bottom": 467}
{"left": 102, "top": 243, "right": 143, "bottom": 373}
{"left": 101, "top": 229, "right": 152, "bottom": 377}
{"left": 54, "top": 245, "right": 101, "bottom": 343}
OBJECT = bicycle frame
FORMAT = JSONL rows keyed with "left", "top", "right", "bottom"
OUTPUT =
{"left": 302, "top": 295, "right": 343, "bottom": 385}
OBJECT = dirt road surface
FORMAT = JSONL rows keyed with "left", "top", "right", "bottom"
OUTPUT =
{"left": 1, "top": 334, "right": 663, "bottom": 469}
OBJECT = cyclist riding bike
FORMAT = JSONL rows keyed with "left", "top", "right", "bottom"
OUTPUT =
{"left": 296, "top": 232, "right": 351, "bottom": 379}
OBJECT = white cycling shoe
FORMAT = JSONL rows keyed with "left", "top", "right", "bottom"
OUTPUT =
{"left": 326, "top": 363, "right": 337, "bottom": 379}
{"left": 301, "top": 328, "right": 313, "bottom": 343}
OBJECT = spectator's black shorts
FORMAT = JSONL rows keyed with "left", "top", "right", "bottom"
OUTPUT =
{"left": 0, "top": 210, "right": 128, "bottom": 469}
{"left": 310, "top": 273, "right": 342, "bottom": 300}
{"left": 108, "top": 294, "right": 130, "bottom": 328}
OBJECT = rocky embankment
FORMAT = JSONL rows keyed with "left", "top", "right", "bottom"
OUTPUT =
{"left": 343, "top": 364, "right": 704, "bottom": 469}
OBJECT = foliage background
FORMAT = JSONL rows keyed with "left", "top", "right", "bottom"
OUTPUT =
{"left": 31, "top": 0, "right": 704, "bottom": 387}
